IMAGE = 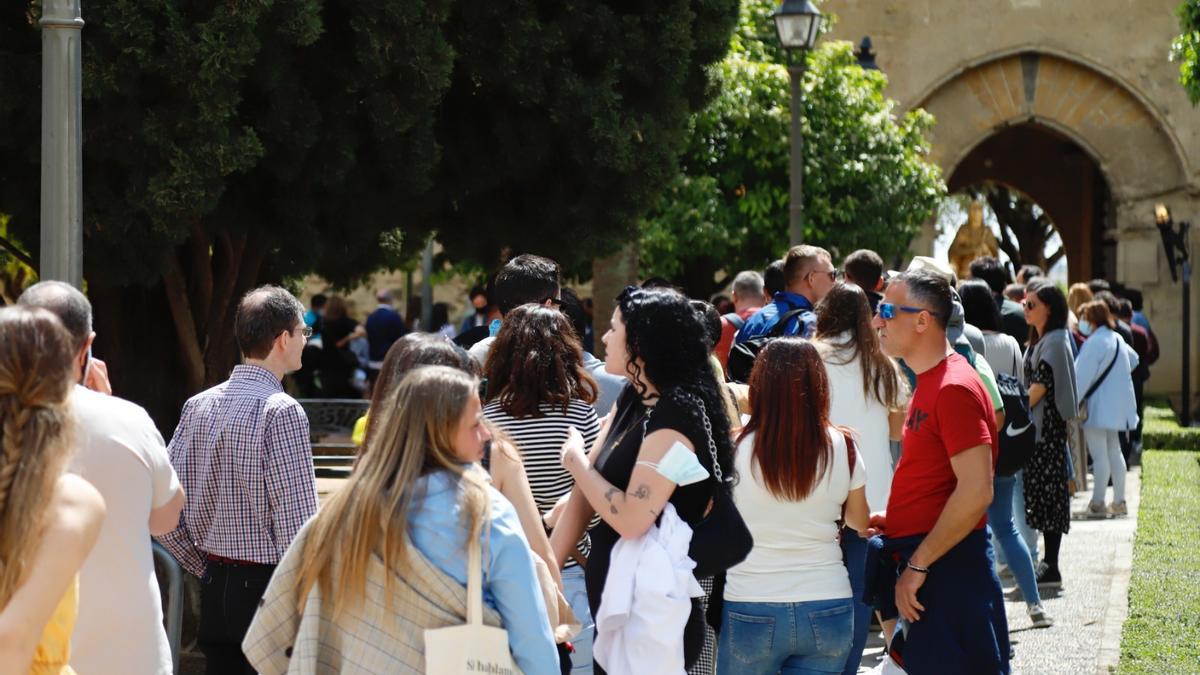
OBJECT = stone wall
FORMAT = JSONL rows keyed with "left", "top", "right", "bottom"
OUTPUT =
{"left": 826, "top": 0, "right": 1199, "bottom": 407}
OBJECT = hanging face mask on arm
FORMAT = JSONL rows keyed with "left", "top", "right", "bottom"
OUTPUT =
{"left": 635, "top": 441, "right": 710, "bottom": 486}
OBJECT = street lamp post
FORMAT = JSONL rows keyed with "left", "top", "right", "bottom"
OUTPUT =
{"left": 773, "top": 0, "right": 822, "bottom": 246}
{"left": 1155, "top": 203, "right": 1193, "bottom": 426}
{"left": 40, "top": 0, "right": 85, "bottom": 288}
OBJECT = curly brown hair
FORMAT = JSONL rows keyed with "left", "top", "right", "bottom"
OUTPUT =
{"left": 483, "top": 304, "right": 597, "bottom": 418}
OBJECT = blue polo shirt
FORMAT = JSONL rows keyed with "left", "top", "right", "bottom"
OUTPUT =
{"left": 734, "top": 291, "right": 817, "bottom": 343}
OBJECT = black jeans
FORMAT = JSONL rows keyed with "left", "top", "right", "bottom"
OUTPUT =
{"left": 198, "top": 561, "right": 276, "bottom": 675}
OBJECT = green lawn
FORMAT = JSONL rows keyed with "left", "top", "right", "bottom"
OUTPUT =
{"left": 1141, "top": 402, "right": 1200, "bottom": 450}
{"left": 1118, "top": 450, "right": 1200, "bottom": 673}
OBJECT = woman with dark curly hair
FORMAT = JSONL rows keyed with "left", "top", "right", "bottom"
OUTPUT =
{"left": 482, "top": 304, "right": 601, "bottom": 673}
{"left": 551, "top": 286, "right": 735, "bottom": 674}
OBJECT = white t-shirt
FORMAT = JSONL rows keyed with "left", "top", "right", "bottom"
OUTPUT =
{"left": 821, "top": 343, "right": 902, "bottom": 511}
{"left": 725, "top": 427, "right": 866, "bottom": 603}
{"left": 69, "top": 386, "right": 181, "bottom": 675}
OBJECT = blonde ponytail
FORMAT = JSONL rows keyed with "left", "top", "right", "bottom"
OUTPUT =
{"left": 0, "top": 307, "right": 77, "bottom": 607}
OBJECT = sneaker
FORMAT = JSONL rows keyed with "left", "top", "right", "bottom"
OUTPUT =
{"left": 1036, "top": 564, "right": 1062, "bottom": 590}
{"left": 1084, "top": 501, "right": 1108, "bottom": 519}
{"left": 1110, "top": 501, "right": 1128, "bottom": 517}
{"left": 1028, "top": 604, "right": 1055, "bottom": 628}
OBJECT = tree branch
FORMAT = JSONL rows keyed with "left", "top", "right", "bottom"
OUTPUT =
{"left": 0, "top": 234, "right": 37, "bottom": 273}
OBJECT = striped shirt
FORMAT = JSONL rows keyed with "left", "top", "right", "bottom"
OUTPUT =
{"left": 155, "top": 365, "right": 318, "bottom": 577}
{"left": 483, "top": 399, "right": 600, "bottom": 564}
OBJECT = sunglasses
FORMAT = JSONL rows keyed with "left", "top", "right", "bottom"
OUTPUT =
{"left": 876, "top": 302, "right": 942, "bottom": 320}
{"left": 1023, "top": 300, "right": 1039, "bottom": 310}
{"left": 297, "top": 326, "right": 313, "bottom": 338}
{"left": 809, "top": 269, "right": 841, "bottom": 282}
{"left": 544, "top": 296, "right": 564, "bottom": 308}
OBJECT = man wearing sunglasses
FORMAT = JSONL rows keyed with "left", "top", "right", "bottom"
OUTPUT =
{"left": 735, "top": 244, "right": 837, "bottom": 344}
{"left": 866, "top": 271, "right": 1010, "bottom": 674}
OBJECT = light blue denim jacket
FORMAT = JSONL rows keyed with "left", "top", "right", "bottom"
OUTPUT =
{"left": 1074, "top": 327, "right": 1140, "bottom": 431}
{"left": 409, "top": 470, "right": 558, "bottom": 675}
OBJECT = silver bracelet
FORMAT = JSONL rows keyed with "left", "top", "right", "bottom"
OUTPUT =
{"left": 906, "top": 561, "right": 930, "bottom": 574}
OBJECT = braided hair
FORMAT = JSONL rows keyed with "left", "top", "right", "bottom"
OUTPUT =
{"left": 0, "top": 307, "right": 77, "bottom": 607}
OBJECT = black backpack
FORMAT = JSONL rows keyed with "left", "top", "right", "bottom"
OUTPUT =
{"left": 726, "top": 306, "right": 809, "bottom": 383}
{"left": 994, "top": 371, "right": 1036, "bottom": 476}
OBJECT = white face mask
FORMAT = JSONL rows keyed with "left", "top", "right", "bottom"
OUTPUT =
{"left": 1078, "top": 319, "right": 1093, "bottom": 336}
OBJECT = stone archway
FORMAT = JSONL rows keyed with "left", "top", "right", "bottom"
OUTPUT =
{"left": 916, "top": 51, "right": 1189, "bottom": 202}
{"left": 948, "top": 122, "right": 1110, "bottom": 282}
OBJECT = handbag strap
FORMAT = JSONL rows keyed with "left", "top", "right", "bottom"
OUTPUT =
{"left": 467, "top": 527, "right": 483, "bottom": 626}
{"left": 1083, "top": 342, "right": 1120, "bottom": 402}
{"left": 643, "top": 392, "right": 723, "bottom": 482}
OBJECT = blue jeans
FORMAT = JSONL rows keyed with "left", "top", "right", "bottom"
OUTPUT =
{"left": 987, "top": 475, "right": 1040, "bottom": 605}
{"left": 839, "top": 530, "right": 870, "bottom": 675}
{"left": 561, "top": 565, "right": 593, "bottom": 673}
{"left": 717, "top": 598, "right": 853, "bottom": 675}
{"left": 1013, "top": 471, "right": 1038, "bottom": 562}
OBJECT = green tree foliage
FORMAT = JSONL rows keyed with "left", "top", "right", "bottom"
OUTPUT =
{"left": 640, "top": 0, "right": 945, "bottom": 297}
{"left": 1173, "top": 0, "right": 1200, "bottom": 104}
{"left": 0, "top": 0, "right": 736, "bottom": 424}
{"left": 418, "top": 0, "right": 738, "bottom": 272}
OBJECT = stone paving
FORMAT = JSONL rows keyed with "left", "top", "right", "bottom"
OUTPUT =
{"left": 854, "top": 468, "right": 1140, "bottom": 674}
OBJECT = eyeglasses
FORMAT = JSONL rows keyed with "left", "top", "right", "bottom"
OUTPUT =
{"left": 298, "top": 326, "right": 313, "bottom": 338}
{"left": 876, "top": 302, "right": 942, "bottom": 320}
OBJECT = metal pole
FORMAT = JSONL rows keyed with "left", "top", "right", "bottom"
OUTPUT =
{"left": 39, "top": 0, "right": 84, "bottom": 288}
{"left": 787, "top": 59, "right": 807, "bottom": 246}
{"left": 420, "top": 237, "right": 434, "bottom": 331}
{"left": 151, "top": 542, "right": 184, "bottom": 675}
{"left": 1183, "top": 256, "right": 1192, "bottom": 426}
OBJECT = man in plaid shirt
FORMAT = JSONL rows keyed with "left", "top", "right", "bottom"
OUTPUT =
{"left": 156, "top": 285, "right": 318, "bottom": 675}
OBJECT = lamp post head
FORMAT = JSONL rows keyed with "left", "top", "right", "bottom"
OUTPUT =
{"left": 856, "top": 36, "right": 879, "bottom": 71}
{"left": 1155, "top": 202, "right": 1172, "bottom": 227}
{"left": 773, "top": 0, "right": 823, "bottom": 51}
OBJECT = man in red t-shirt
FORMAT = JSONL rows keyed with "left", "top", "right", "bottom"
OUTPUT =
{"left": 868, "top": 270, "right": 1009, "bottom": 674}
{"left": 715, "top": 270, "right": 768, "bottom": 375}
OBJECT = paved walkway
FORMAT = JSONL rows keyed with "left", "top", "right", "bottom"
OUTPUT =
{"left": 855, "top": 467, "right": 1140, "bottom": 674}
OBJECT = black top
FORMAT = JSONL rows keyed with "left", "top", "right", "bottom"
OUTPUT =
{"left": 321, "top": 316, "right": 360, "bottom": 351}
{"left": 584, "top": 384, "right": 717, "bottom": 615}
{"left": 997, "top": 295, "right": 1029, "bottom": 347}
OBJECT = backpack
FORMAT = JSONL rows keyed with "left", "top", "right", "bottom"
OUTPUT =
{"left": 994, "top": 371, "right": 1036, "bottom": 476}
{"left": 726, "top": 306, "right": 809, "bottom": 383}
{"left": 722, "top": 312, "right": 746, "bottom": 332}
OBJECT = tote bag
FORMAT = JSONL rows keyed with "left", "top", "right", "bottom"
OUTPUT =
{"left": 424, "top": 533, "right": 523, "bottom": 675}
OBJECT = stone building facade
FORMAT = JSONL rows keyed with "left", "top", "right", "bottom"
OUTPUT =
{"left": 825, "top": 0, "right": 1199, "bottom": 406}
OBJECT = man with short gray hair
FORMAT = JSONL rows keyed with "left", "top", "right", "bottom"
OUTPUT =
{"left": 156, "top": 285, "right": 317, "bottom": 675}
{"left": 715, "top": 270, "right": 768, "bottom": 374}
{"left": 19, "top": 280, "right": 184, "bottom": 674}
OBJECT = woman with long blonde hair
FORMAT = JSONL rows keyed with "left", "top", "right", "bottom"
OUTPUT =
{"left": 244, "top": 365, "right": 557, "bottom": 674}
{"left": 0, "top": 306, "right": 105, "bottom": 674}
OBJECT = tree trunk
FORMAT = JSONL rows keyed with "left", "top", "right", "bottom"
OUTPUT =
{"left": 161, "top": 251, "right": 206, "bottom": 394}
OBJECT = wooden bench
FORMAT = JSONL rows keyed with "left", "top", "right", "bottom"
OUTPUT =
{"left": 298, "top": 398, "right": 368, "bottom": 479}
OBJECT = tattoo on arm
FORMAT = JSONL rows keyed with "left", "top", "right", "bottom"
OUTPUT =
{"left": 604, "top": 487, "right": 621, "bottom": 515}
{"left": 631, "top": 484, "right": 651, "bottom": 500}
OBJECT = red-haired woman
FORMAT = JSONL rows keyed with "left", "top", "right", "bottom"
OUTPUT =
{"left": 717, "top": 338, "right": 869, "bottom": 675}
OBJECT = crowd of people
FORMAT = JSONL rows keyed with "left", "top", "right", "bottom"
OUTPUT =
{"left": 0, "top": 243, "right": 1155, "bottom": 674}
